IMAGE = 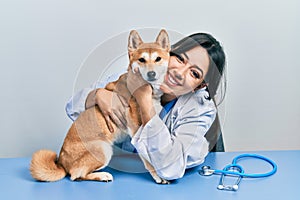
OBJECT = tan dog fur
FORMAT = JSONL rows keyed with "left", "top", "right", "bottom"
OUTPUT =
{"left": 30, "top": 29, "right": 170, "bottom": 184}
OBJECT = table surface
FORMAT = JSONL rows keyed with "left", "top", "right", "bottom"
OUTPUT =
{"left": 0, "top": 150, "right": 299, "bottom": 200}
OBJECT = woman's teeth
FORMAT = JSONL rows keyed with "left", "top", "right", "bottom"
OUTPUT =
{"left": 168, "top": 74, "right": 179, "bottom": 86}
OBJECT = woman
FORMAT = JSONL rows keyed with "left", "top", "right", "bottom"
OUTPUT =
{"left": 66, "top": 32, "right": 226, "bottom": 180}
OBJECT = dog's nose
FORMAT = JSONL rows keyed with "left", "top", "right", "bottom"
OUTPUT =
{"left": 147, "top": 71, "right": 156, "bottom": 80}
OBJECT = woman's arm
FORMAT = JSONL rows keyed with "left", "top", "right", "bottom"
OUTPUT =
{"left": 65, "top": 70, "right": 126, "bottom": 120}
{"left": 65, "top": 86, "right": 95, "bottom": 121}
{"left": 126, "top": 69, "right": 156, "bottom": 125}
{"left": 131, "top": 92, "right": 216, "bottom": 180}
{"left": 132, "top": 84, "right": 156, "bottom": 125}
{"left": 132, "top": 110, "right": 214, "bottom": 180}
{"left": 85, "top": 88, "right": 99, "bottom": 109}
{"left": 65, "top": 70, "right": 127, "bottom": 131}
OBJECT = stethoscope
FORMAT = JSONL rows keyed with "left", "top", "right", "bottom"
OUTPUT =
{"left": 198, "top": 154, "right": 277, "bottom": 191}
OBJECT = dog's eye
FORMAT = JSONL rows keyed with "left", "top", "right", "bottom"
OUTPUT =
{"left": 138, "top": 58, "right": 146, "bottom": 63}
{"left": 155, "top": 57, "right": 161, "bottom": 62}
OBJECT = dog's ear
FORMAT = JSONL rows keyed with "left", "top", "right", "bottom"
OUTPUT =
{"left": 156, "top": 29, "right": 170, "bottom": 51}
{"left": 128, "top": 30, "right": 143, "bottom": 52}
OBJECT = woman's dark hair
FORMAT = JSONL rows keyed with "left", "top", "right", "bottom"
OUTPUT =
{"left": 170, "top": 33, "right": 226, "bottom": 101}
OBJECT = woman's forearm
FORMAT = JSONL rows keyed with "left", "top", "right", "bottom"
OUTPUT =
{"left": 133, "top": 85, "right": 156, "bottom": 125}
{"left": 137, "top": 96, "right": 156, "bottom": 125}
{"left": 85, "top": 89, "right": 98, "bottom": 109}
{"left": 65, "top": 87, "right": 94, "bottom": 121}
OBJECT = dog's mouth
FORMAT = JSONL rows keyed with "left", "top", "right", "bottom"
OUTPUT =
{"left": 146, "top": 75, "right": 164, "bottom": 91}
{"left": 147, "top": 77, "right": 158, "bottom": 82}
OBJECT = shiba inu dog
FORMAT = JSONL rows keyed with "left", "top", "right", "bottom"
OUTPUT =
{"left": 30, "top": 29, "right": 170, "bottom": 184}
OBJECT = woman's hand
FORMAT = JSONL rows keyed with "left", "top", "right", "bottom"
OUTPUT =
{"left": 86, "top": 88, "right": 128, "bottom": 132}
{"left": 127, "top": 68, "right": 155, "bottom": 125}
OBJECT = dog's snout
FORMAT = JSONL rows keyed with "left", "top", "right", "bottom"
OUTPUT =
{"left": 147, "top": 71, "right": 156, "bottom": 80}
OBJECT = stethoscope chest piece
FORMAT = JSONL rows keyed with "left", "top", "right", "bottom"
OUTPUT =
{"left": 217, "top": 164, "right": 244, "bottom": 191}
{"left": 198, "top": 166, "right": 214, "bottom": 176}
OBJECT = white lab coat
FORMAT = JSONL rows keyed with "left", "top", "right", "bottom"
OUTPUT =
{"left": 131, "top": 89, "right": 216, "bottom": 180}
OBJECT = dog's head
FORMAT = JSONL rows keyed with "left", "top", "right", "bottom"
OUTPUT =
{"left": 128, "top": 29, "right": 170, "bottom": 92}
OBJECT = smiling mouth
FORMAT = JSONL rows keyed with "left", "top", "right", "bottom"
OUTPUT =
{"left": 165, "top": 72, "right": 182, "bottom": 86}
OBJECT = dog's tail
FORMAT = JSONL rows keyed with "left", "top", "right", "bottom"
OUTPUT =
{"left": 30, "top": 149, "right": 66, "bottom": 182}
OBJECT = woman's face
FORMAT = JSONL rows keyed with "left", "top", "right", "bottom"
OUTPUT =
{"left": 161, "top": 46, "right": 210, "bottom": 96}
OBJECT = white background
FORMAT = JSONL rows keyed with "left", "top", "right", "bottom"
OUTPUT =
{"left": 0, "top": 0, "right": 299, "bottom": 157}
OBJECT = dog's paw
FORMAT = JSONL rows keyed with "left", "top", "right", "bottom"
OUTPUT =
{"left": 71, "top": 171, "right": 113, "bottom": 182}
{"left": 96, "top": 172, "right": 113, "bottom": 182}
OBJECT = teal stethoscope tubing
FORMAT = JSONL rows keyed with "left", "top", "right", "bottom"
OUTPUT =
{"left": 212, "top": 154, "right": 277, "bottom": 178}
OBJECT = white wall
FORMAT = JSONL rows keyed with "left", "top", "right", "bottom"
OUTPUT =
{"left": 0, "top": 0, "right": 299, "bottom": 157}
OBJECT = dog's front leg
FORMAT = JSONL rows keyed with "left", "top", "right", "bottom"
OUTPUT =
{"left": 139, "top": 156, "right": 170, "bottom": 184}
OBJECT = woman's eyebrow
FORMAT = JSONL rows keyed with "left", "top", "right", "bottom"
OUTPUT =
{"left": 183, "top": 52, "right": 189, "bottom": 60}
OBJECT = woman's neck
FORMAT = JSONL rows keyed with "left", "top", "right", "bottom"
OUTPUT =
{"left": 161, "top": 93, "right": 177, "bottom": 106}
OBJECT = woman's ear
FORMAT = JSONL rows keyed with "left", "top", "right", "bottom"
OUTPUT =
{"left": 195, "top": 81, "right": 208, "bottom": 91}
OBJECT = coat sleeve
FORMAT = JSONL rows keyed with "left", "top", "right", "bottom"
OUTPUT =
{"left": 131, "top": 95, "right": 216, "bottom": 180}
{"left": 65, "top": 72, "right": 125, "bottom": 121}
{"left": 65, "top": 86, "right": 94, "bottom": 121}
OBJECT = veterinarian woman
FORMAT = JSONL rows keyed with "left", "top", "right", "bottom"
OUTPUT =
{"left": 65, "top": 32, "right": 226, "bottom": 181}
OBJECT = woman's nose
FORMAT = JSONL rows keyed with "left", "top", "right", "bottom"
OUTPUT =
{"left": 174, "top": 71, "right": 183, "bottom": 80}
{"left": 174, "top": 63, "right": 189, "bottom": 80}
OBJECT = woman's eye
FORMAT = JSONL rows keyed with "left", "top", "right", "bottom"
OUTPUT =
{"left": 176, "top": 55, "right": 184, "bottom": 63}
{"left": 155, "top": 57, "right": 161, "bottom": 62}
{"left": 191, "top": 70, "right": 200, "bottom": 79}
{"left": 170, "top": 52, "right": 184, "bottom": 63}
{"left": 138, "top": 58, "right": 146, "bottom": 63}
